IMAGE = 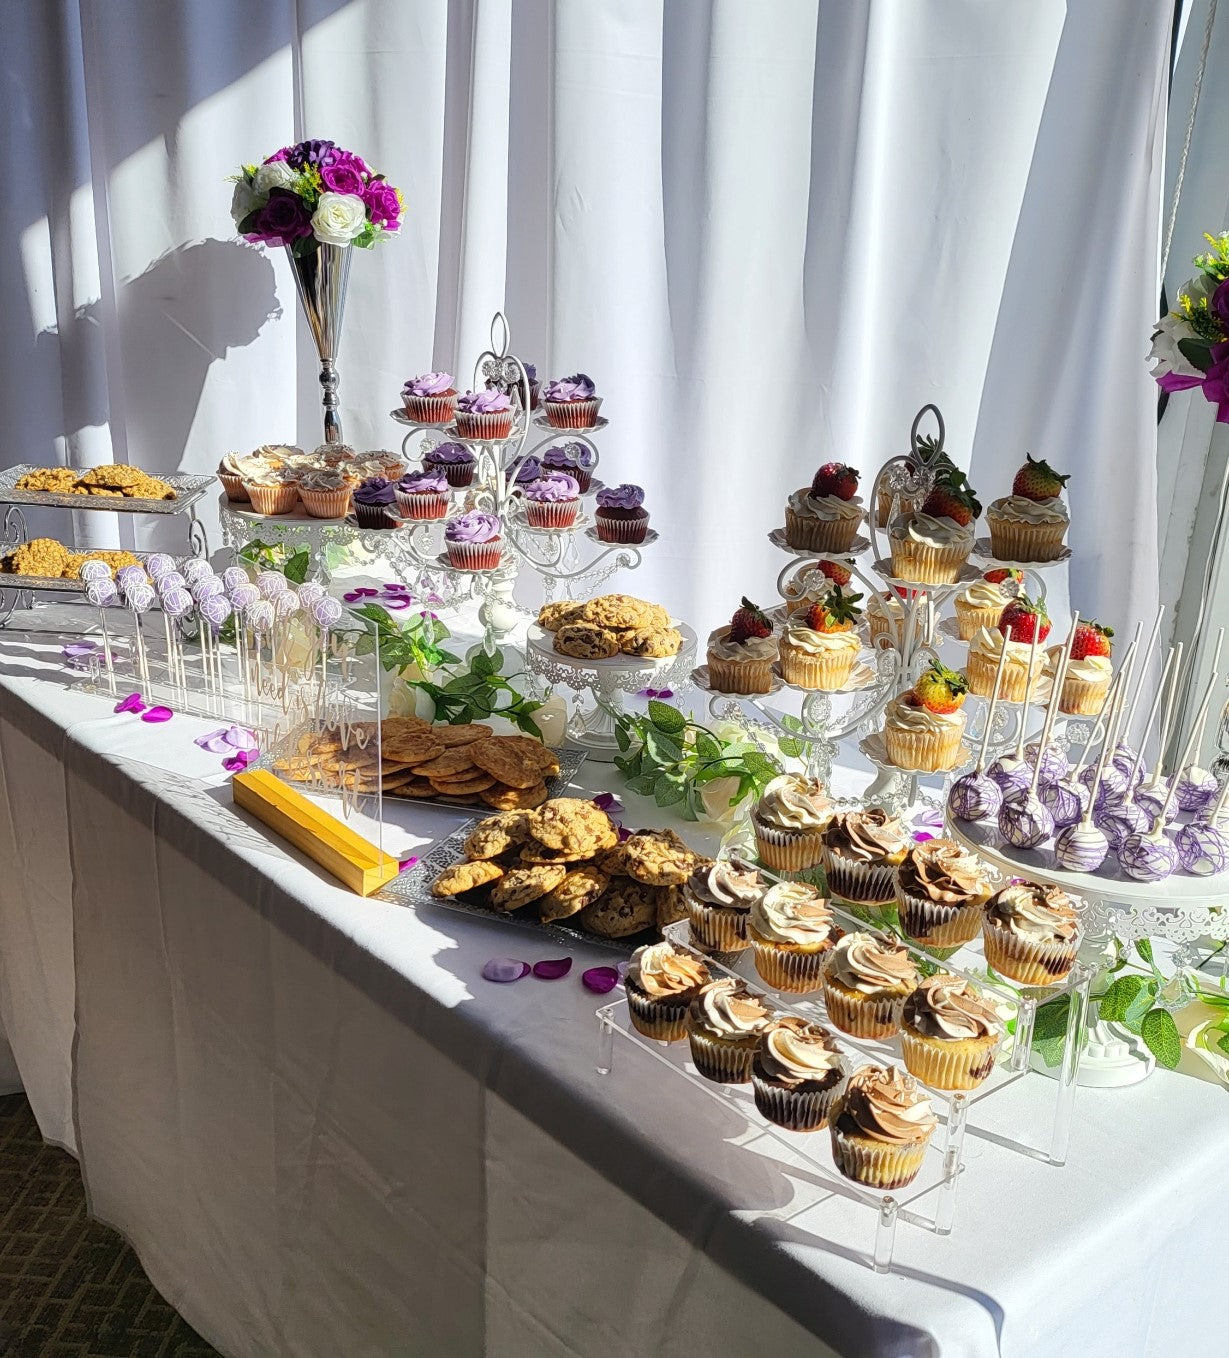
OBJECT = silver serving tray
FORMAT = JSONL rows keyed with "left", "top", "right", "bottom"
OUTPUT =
{"left": 0, "top": 465, "right": 215, "bottom": 516}
{"left": 380, "top": 823, "right": 651, "bottom": 955}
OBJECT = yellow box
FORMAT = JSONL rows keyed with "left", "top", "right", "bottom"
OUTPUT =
{"left": 232, "top": 768, "right": 400, "bottom": 896}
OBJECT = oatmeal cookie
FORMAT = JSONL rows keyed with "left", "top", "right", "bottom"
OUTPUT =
{"left": 4, "top": 538, "right": 70, "bottom": 579}
{"left": 428, "top": 772, "right": 496, "bottom": 796}
{"left": 554, "top": 623, "right": 620, "bottom": 660}
{"left": 15, "top": 467, "right": 79, "bottom": 494}
{"left": 431, "top": 723, "right": 493, "bottom": 746}
{"left": 619, "top": 626, "right": 682, "bottom": 659}
{"left": 579, "top": 878, "right": 658, "bottom": 937}
{"left": 431, "top": 859, "right": 505, "bottom": 896}
{"left": 580, "top": 593, "right": 659, "bottom": 631}
{"left": 527, "top": 798, "right": 619, "bottom": 855}
{"left": 489, "top": 862, "right": 568, "bottom": 911}
{"left": 480, "top": 781, "right": 550, "bottom": 810}
{"left": 411, "top": 746, "right": 481, "bottom": 779}
{"left": 621, "top": 828, "right": 699, "bottom": 886}
{"left": 464, "top": 812, "right": 530, "bottom": 860}
{"left": 538, "top": 866, "right": 610, "bottom": 922}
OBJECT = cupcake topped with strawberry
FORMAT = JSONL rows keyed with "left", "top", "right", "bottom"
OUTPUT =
{"left": 779, "top": 586, "right": 865, "bottom": 691}
{"left": 784, "top": 558, "right": 852, "bottom": 614}
{"left": 964, "top": 594, "right": 1051, "bottom": 702}
{"left": 707, "top": 598, "right": 779, "bottom": 695}
{"left": 1048, "top": 620, "right": 1113, "bottom": 716}
{"left": 953, "top": 567, "right": 1023, "bottom": 641}
{"left": 883, "top": 660, "right": 969, "bottom": 772}
{"left": 888, "top": 467, "right": 980, "bottom": 585}
{"left": 784, "top": 463, "right": 864, "bottom": 555}
{"left": 986, "top": 454, "right": 1070, "bottom": 562}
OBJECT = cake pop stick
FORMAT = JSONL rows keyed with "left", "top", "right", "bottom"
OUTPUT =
{"left": 1174, "top": 631, "right": 1224, "bottom": 812}
{"left": 1118, "top": 609, "right": 1164, "bottom": 751}
{"left": 947, "top": 634, "right": 1012, "bottom": 822}
{"left": 1154, "top": 670, "right": 1219, "bottom": 831}
{"left": 125, "top": 582, "right": 155, "bottom": 692}
{"left": 1127, "top": 645, "right": 1179, "bottom": 789}
{"left": 1013, "top": 625, "right": 1044, "bottom": 762}
{"left": 1029, "top": 613, "right": 1080, "bottom": 800}
{"left": 1053, "top": 666, "right": 1130, "bottom": 873}
{"left": 85, "top": 578, "right": 119, "bottom": 695}
{"left": 1140, "top": 641, "right": 1184, "bottom": 794}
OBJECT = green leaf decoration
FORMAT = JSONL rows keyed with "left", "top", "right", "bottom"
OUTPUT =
{"left": 1216, "top": 1031, "right": 1229, "bottom": 1058}
{"left": 283, "top": 548, "right": 311, "bottom": 584}
{"left": 642, "top": 728, "right": 683, "bottom": 764}
{"left": 1178, "top": 337, "right": 1215, "bottom": 372}
{"left": 1140, "top": 1008, "right": 1181, "bottom": 1069}
{"left": 654, "top": 777, "right": 687, "bottom": 808}
{"left": 470, "top": 648, "right": 498, "bottom": 678}
{"left": 694, "top": 731, "right": 721, "bottom": 760}
{"left": 1134, "top": 938, "right": 1155, "bottom": 967}
{"left": 647, "top": 700, "right": 686, "bottom": 734}
{"left": 777, "top": 737, "right": 803, "bottom": 759}
{"left": 1121, "top": 981, "right": 1159, "bottom": 1035}
{"left": 1033, "top": 1035, "right": 1067, "bottom": 1069}
{"left": 1033, "top": 994, "right": 1072, "bottom": 1041}
{"left": 1097, "top": 974, "right": 1146, "bottom": 1023}
{"left": 625, "top": 774, "right": 658, "bottom": 797}
{"left": 743, "top": 751, "right": 782, "bottom": 781}
{"left": 614, "top": 724, "right": 632, "bottom": 753}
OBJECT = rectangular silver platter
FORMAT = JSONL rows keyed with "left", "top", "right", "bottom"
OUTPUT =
{"left": 0, "top": 465, "right": 215, "bottom": 516}
{"left": 380, "top": 823, "right": 652, "bottom": 955}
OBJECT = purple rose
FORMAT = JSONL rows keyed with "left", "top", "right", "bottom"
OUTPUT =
{"left": 404, "top": 372, "right": 454, "bottom": 396}
{"left": 542, "top": 441, "right": 595, "bottom": 471}
{"left": 1212, "top": 279, "right": 1229, "bottom": 333}
{"left": 544, "top": 373, "right": 596, "bottom": 401}
{"left": 444, "top": 511, "right": 501, "bottom": 544}
{"left": 398, "top": 470, "right": 450, "bottom": 494}
{"left": 364, "top": 180, "right": 401, "bottom": 230}
{"left": 287, "top": 139, "right": 338, "bottom": 169}
{"left": 525, "top": 473, "right": 580, "bottom": 503}
{"left": 250, "top": 188, "right": 312, "bottom": 243}
{"left": 424, "top": 441, "right": 474, "bottom": 465}
{"left": 321, "top": 162, "right": 366, "bottom": 196}
{"left": 457, "top": 389, "right": 512, "bottom": 413}
{"left": 596, "top": 483, "right": 645, "bottom": 510}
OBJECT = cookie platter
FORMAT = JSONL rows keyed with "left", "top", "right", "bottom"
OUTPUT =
{"left": 526, "top": 620, "right": 699, "bottom": 672}
{"left": 0, "top": 464, "right": 215, "bottom": 516}
{"left": 0, "top": 554, "right": 151, "bottom": 594}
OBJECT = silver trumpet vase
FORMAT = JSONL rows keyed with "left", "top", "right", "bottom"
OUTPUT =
{"left": 286, "top": 242, "right": 352, "bottom": 445}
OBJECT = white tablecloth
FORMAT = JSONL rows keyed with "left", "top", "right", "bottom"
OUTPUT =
{"left": 0, "top": 605, "right": 1223, "bottom": 1358}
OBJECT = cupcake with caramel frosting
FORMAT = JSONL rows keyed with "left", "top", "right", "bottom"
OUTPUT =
{"left": 822, "top": 808, "right": 910, "bottom": 903}
{"left": 981, "top": 881, "right": 1080, "bottom": 986}
{"left": 683, "top": 856, "right": 764, "bottom": 955}
{"left": 686, "top": 978, "right": 775, "bottom": 1083}
{"left": 829, "top": 1065, "right": 937, "bottom": 1188}
{"left": 901, "top": 974, "right": 1004, "bottom": 1089}
{"left": 746, "top": 882, "right": 839, "bottom": 992}
{"left": 751, "top": 1017, "right": 847, "bottom": 1131}
{"left": 625, "top": 941, "right": 710, "bottom": 1042}
{"left": 894, "top": 838, "right": 990, "bottom": 947}
{"left": 821, "top": 932, "right": 919, "bottom": 1038}
{"left": 750, "top": 774, "right": 833, "bottom": 871}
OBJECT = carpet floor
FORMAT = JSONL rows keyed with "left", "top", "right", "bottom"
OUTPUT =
{"left": 0, "top": 1094, "right": 220, "bottom": 1357}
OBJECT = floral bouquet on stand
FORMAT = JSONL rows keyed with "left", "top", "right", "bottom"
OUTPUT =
{"left": 229, "top": 139, "right": 403, "bottom": 443}
{"left": 1149, "top": 231, "right": 1229, "bottom": 420}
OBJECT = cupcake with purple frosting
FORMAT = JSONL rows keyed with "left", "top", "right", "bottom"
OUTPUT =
{"left": 542, "top": 373, "right": 602, "bottom": 430}
{"left": 523, "top": 472, "right": 581, "bottom": 530}
{"left": 455, "top": 388, "right": 514, "bottom": 440}
{"left": 444, "top": 511, "right": 502, "bottom": 570}
{"left": 401, "top": 371, "right": 457, "bottom": 424}
{"left": 353, "top": 476, "right": 397, "bottom": 530}
{"left": 506, "top": 455, "right": 542, "bottom": 489}
{"left": 395, "top": 469, "right": 451, "bottom": 521}
{"left": 542, "top": 442, "right": 596, "bottom": 493}
{"left": 423, "top": 441, "right": 476, "bottom": 489}
{"left": 492, "top": 362, "right": 540, "bottom": 409}
{"left": 595, "top": 483, "right": 649, "bottom": 544}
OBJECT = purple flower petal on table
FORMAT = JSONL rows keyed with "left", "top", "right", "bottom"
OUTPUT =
{"left": 616, "top": 960, "right": 629, "bottom": 980}
{"left": 114, "top": 693, "right": 146, "bottom": 714}
{"left": 140, "top": 706, "right": 174, "bottom": 723}
{"left": 384, "top": 596, "right": 412, "bottom": 610}
{"left": 63, "top": 641, "right": 99, "bottom": 659}
{"left": 592, "top": 792, "right": 624, "bottom": 815}
{"left": 223, "top": 725, "right": 259, "bottom": 751}
{"left": 582, "top": 966, "right": 620, "bottom": 994}
{"left": 913, "top": 831, "right": 935, "bottom": 843}
{"left": 342, "top": 591, "right": 361, "bottom": 602}
{"left": 382, "top": 582, "right": 412, "bottom": 594}
{"left": 194, "top": 728, "right": 232, "bottom": 753}
{"left": 533, "top": 957, "right": 573, "bottom": 980}
{"left": 482, "top": 957, "right": 531, "bottom": 983}
{"left": 222, "top": 749, "right": 259, "bottom": 773}
{"left": 398, "top": 855, "right": 419, "bottom": 872}
{"left": 616, "top": 825, "right": 633, "bottom": 843}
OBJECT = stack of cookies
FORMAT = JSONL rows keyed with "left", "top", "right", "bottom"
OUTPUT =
{"left": 274, "top": 716, "right": 561, "bottom": 808}
{"left": 1, "top": 538, "right": 142, "bottom": 581}
{"left": 539, "top": 593, "right": 683, "bottom": 659}
{"left": 15, "top": 464, "right": 177, "bottom": 500}
{"left": 431, "top": 801, "right": 701, "bottom": 938}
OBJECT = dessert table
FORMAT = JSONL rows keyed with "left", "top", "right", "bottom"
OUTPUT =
{"left": 0, "top": 603, "right": 1223, "bottom": 1358}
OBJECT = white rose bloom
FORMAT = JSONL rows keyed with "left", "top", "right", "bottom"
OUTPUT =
{"left": 1148, "top": 313, "right": 1204, "bottom": 381}
{"left": 230, "top": 177, "right": 264, "bottom": 228}
{"left": 698, "top": 775, "right": 743, "bottom": 824}
{"left": 252, "top": 160, "right": 300, "bottom": 195}
{"left": 1185, "top": 1017, "right": 1229, "bottom": 1086}
{"left": 310, "top": 192, "right": 367, "bottom": 247}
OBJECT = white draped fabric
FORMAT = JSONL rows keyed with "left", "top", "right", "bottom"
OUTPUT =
{"left": 6, "top": 0, "right": 1169, "bottom": 630}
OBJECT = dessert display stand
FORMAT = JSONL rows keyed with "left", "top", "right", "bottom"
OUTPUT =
{"left": 0, "top": 468, "right": 215, "bottom": 625}
{"left": 595, "top": 888, "right": 1092, "bottom": 1273}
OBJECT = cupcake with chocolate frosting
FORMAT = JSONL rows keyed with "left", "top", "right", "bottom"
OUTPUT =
{"left": 894, "top": 838, "right": 990, "bottom": 947}
{"left": 900, "top": 973, "right": 1004, "bottom": 1089}
{"left": 686, "top": 978, "right": 775, "bottom": 1084}
{"left": 829, "top": 1065, "right": 936, "bottom": 1188}
{"left": 821, "top": 932, "right": 919, "bottom": 1039}
{"left": 594, "top": 483, "right": 650, "bottom": 543}
{"left": 751, "top": 1017, "right": 847, "bottom": 1131}
{"left": 746, "top": 882, "right": 839, "bottom": 993}
{"left": 683, "top": 856, "right": 764, "bottom": 955}
{"left": 822, "top": 808, "right": 910, "bottom": 904}
{"left": 981, "top": 881, "right": 1080, "bottom": 985}
{"left": 750, "top": 774, "right": 833, "bottom": 871}
{"left": 625, "top": 941, "right": 710, "bottom": 1042}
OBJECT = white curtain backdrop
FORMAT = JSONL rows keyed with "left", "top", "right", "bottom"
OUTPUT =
{"left": 4, "top": 0, "right": 1170, "bottom": 635}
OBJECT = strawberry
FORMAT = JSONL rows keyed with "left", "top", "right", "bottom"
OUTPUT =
{"left": 811, "top": 463, "right": 860, "bottom": 500}
{"left": 998, "top": 595, "right": 1051, "bottom": 644}
{"left": 728, "top": 597, "right": 772, "bottom": 644}
{"left": 803, "top": 584, "right": 864, "bottom": 633}
{"left": 1011, "top": 453, "right": 1070, "bottom": 501}
{"left": 983, "top": 567, "right": 1023, "bottom": 586}
{"left": 914, "top": 659, "right": 969, "bottom": 714}
{"left": 921, "top": 469, "right": 981, "bottom": 526}
{"left": 814, "top": 558, "right": 852, "bottom": 587}
{"left": 1070, "top": 620, "right": 1113, "bottom": 660}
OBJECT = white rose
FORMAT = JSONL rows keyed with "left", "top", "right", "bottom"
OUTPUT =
{"left": 252, "top": 160, "right": 300, "bottom": 195}
{"left": 310, "top": 192, "right": 367, "bottom": 246}
{"left": 1185, "top": 1017, "right": 1229, "bottom": 1086}
{"left": 230, "top": 177, "right": 264, "bottom": 228}
{"left": 1148, "top": 313, "right": 1204, "bottom": 381}
{"left": 531, "top": 693, "right": 569, "bottom": 747}
{"left": 698, "top": 775, "right": 743, "bottom": 824}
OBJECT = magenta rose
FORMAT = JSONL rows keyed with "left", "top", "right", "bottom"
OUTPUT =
{"left": 321, "top": 162, "right": 366, "bottom": 196}
{"left": 1211, "top": 279, "right": 1229, "bottom": 334}
{"left": 364, "top": 181, "right": 401, "bottom": 230}
{"left": 251, "top": 188, "right": 312, "bottom": 244}
{"left": 331, "top": 149, "right": 371, "bottom": 178}
{"left": 265, "top": 147, "right": 292, "bottom": 163}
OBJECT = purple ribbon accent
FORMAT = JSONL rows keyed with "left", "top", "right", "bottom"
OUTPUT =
{"left": 114, "top": 693, "right": 146, "bottom": 714}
